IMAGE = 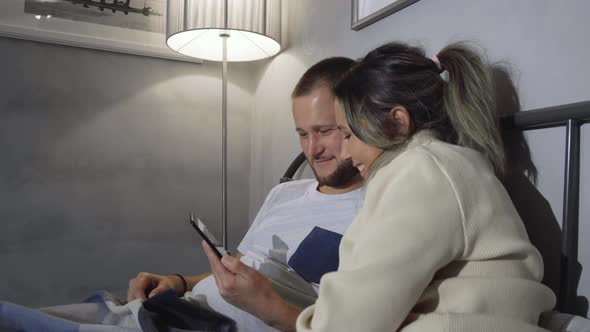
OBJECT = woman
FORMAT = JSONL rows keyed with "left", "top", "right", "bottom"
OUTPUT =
{"left": 295, "top": 42, "right": 556, "bottom": 331}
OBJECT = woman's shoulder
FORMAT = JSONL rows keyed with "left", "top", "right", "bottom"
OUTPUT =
{"left": 375, "top": 136, "right": 489, "bottom": 176}
{"left": 421, "top": 139, "right": 497, "bottom": 183}
{"left": 368, "top": 139, "right": 463, "bottom": 194}
{"left": 370, "top": 135, "right": 499, "bottom": 205}
{"left": 422, "top": 139, "right": 515, "bottom": 191}
{"left": 372, "top": 130, "right": 494, "bottom": 178}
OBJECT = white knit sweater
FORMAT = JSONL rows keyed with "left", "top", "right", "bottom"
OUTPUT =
{"left": 296, "top": 130, "right": 556, "bottom": 331}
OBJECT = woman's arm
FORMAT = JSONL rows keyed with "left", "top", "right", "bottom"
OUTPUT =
{"left": 183, "top": 253, "right": 243, "bottom": 290}
{"left": 202, "top": 242, "right": 301, "bottom": 331}
{"left": 297, "top": 150, "right": 465, "bottom": 331}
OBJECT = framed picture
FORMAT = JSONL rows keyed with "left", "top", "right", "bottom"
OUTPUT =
{"left": 351, "top": 0, "right": 419, "bottom": 31}
{"left": 0, "top": 0, "right": 200, "bottom": 63}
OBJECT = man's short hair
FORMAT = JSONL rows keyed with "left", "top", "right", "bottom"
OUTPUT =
{"left": 291, "top": 57, "right": 355, "bottom": 98}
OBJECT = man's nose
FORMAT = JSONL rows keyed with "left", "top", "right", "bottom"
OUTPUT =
{"left": 307, "top": 134, "right": 324, "bottom": 157}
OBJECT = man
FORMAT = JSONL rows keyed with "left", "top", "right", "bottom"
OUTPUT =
{"left": 127, "top": 57, "right": 364, "bottom": 331}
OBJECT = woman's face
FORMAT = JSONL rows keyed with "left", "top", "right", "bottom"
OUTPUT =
{"left": 334, "top": 101, "right": 384, "bottom": 179}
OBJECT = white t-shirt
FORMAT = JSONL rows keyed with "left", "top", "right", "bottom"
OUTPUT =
{"left": 190, "top": 179, "right": 364, "bottom": 332}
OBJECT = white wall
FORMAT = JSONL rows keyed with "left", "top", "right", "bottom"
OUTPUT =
{"left": 250, "top": 0, "right": 590, "bottom": 306}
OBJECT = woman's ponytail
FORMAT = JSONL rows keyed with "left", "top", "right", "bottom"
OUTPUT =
{"left": 438, "top": 43, "right": 506, "bottom": 176}
{"left": 335, "top": 41, "right": 506, "bottom": 176}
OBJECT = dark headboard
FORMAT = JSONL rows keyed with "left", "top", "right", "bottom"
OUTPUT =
{"left": 508, "top": 100, "right": 590, "bottom": 314}
{"left": 281, "top": 100, "right": 590, "bottom": 314}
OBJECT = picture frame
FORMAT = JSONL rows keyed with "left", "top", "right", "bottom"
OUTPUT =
{"left": 351, "top": 0, "right": 420, "bottom": 31}
{"left": 0, "top": 0, "right": 201, "bottom": 63}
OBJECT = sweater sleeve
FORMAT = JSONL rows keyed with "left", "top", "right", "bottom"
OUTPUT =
{"left": 297, "top": 149, "right": 466, "bottom": 331}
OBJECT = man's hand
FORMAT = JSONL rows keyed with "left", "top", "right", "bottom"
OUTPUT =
{"left": 127, "top": 272, "right": 184, "bottom": 301}
{"left": 202, "top": 241, "right": 301, "bottom": 332}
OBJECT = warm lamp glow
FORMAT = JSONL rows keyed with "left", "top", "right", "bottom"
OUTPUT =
{"left": 167, "top": 29, "right": 281, "bottom": 62}
{"left": 166, "top": 0, "right": 282, "bottom": 62}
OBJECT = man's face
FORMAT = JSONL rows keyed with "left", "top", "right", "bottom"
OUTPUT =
{"left": 291, "top": 85, "right": 359, "bottom": 188}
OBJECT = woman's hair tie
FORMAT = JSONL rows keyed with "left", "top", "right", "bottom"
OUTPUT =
{"left": 431, "top": 55, "right": 445, "bottom": 74}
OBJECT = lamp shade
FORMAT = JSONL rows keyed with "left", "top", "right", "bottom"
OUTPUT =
{"left": 166, "top": 0, "right": 282, "bottom": 62}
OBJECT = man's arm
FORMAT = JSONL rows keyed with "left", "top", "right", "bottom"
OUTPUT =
{"left": 127, "top": 252, "right": 244, "bottom": 301}
{"left": 203, "top": 241, "right": 302, "bottom": 332}
{"left": 128, "top": 271, "right": 210, "bottom": 301}
{"left": 180, "top": 272, "right": 211, "bottom": 293}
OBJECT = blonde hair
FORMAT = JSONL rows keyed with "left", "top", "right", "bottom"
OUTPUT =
{"left": 335, "top": 42, "right": 506, "bottom": 176}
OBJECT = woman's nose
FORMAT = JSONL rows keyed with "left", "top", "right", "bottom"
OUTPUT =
{"left": 340, "top": 142, "right": 351, "bottom": 160}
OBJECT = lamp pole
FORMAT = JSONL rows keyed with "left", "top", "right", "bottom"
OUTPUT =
{"left": 165, "top": 0, "right": 282, "bottom": 251}
{"left": 220, "top": 0, "right": 229, "bottom": 249}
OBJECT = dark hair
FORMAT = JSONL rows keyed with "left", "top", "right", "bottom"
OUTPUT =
{"left": 291, "top": 57, "right": 355, "bottom": 98}
{"left": 335, "top": 42, "right": 506, "bottom": 176}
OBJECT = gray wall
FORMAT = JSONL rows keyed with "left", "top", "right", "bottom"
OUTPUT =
{"left": 0, "top": 37, "right": 255, "bottom": 307}
{"left": 250, "top": 0, "right": 590, "bottom": 306}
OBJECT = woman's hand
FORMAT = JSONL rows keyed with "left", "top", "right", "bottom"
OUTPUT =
{"left": 202, "top": 241, "right": 301, "bottom": 331}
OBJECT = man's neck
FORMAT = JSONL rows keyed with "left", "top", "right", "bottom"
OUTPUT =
{"left": 317, "top": 176, "right": 364, "bottom": 195}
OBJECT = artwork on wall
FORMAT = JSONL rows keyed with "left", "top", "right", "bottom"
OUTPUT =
{"left": 351, "top": 0, "right": 420, "bottom": 31}
{"left": 0, "top": 0, "right": 200, "bottom": 62}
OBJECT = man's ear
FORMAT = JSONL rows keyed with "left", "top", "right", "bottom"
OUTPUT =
{"left": 388, "top": 106, "right": 412, "bottom": 137}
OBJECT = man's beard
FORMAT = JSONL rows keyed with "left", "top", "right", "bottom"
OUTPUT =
{"left": 312, "top": 159, "right": 360, "bottom": 188}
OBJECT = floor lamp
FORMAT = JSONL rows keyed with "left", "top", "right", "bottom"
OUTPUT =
{"left": 166, "top": 0, "right": 282, "bottom": 248}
